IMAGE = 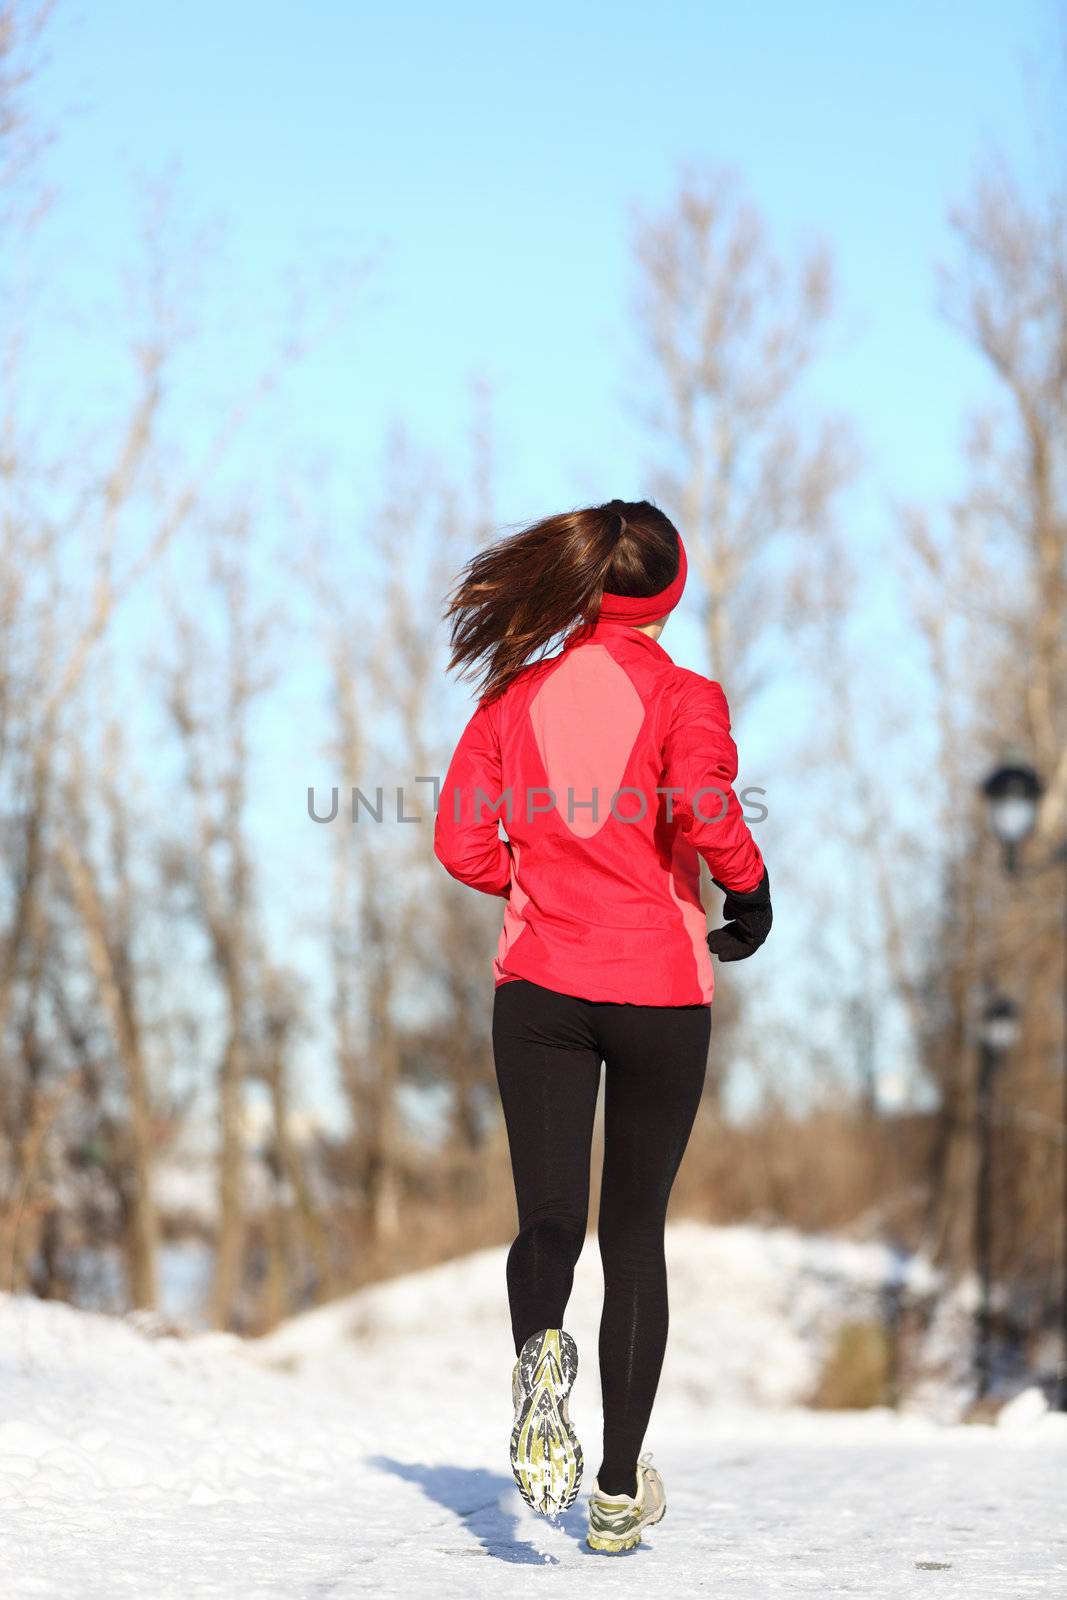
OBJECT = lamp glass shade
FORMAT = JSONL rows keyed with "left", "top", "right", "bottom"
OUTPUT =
{"left": 987, "top": 792, "right": 1038, "bottom": 845}
{"left": 978, "top": 997, "right": 1021, "bottom": 1054}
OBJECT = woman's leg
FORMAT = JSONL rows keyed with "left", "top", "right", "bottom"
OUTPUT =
{"left": 591, "top": 1000, "right": 710, "bottom": 1497}
{"left": 492, "top": 978, "right": 603, "bottom": 1355}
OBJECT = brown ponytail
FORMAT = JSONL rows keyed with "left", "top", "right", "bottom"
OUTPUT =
{"left": 441, "top": 498, "right": 682, "bottom": 704}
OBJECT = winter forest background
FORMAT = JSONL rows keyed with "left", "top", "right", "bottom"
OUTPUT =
{"left": 2, "top": 0, "right": 1066, "bottom": 1408}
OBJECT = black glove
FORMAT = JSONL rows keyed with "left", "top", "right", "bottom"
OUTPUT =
{"left": 706, "top": 867, "right": 772, "bottom": 962}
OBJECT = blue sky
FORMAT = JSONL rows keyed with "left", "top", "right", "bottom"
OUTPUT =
{"left": 35, "top": 0, "right": 1060, "bottom": 514}
{"left": 24, "top": 0, "right": 1062, "bottom": 1124}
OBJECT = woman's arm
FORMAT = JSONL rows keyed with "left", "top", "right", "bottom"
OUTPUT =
{"left": 661, "top": 673, "right": 765, "bottom": 893}
{"left": 433, "top": 696, "right": 513, "bottom": 898}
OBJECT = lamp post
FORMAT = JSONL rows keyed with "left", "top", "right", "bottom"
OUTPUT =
{"left": 981, "top": 757, "right": 1067, "bottom": 1411}
{"left": 974, "top": 990, "right": 1020, "bottom": 1401}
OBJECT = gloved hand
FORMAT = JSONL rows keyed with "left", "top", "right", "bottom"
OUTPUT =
{"left": 706, "top": 867, "right": 772, "bottom": 962}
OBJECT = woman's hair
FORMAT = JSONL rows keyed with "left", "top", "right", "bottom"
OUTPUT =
{"left": 442, "top": 498, "right": 682, "bottom": 703}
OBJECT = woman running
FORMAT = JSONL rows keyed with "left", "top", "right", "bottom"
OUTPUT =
{"left": 433, "top": 499, "right": 771, "bottom": 1553}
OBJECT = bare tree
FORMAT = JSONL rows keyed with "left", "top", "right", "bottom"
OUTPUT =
{"left": 630, "top": 161, "right": 853, "bottom": 712}
{"left": 309, "top": 407, "right": 506, "bottom": 1258}
{"left": 54, "top": 720, "right": 161, "bottom": 1308}
{"left": 161, "top": 518, "right": 277, "bottom": 1328}
{"left": 903, "top": 162, "right": 1067, "bottom": 1283}
{"left": 627, "top": 163, "right": 854, "bottom": 1108}
{"left": 252, "top": 963, "right": 332, "bottom": 1322}
{"left": 0, "top": 1, "right": 55, "bottom": 225}
{"left": 940, "top": 165, "right": 1067, "bottom": 817}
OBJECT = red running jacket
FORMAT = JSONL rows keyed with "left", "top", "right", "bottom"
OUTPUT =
{"left": 433, "top": 616, "right": 765, "bottom": 1006}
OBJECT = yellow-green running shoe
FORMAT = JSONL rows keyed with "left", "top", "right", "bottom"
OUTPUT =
{"left": 509, "top": 1328, "right": 583, "bottom": 1516}
{"left": 586, "top": 1451, "right": 666, "bottom": 1553}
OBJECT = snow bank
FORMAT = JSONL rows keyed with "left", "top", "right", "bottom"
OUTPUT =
{"left": 0, "top": 1293, "right": 369, "bottom": 1507}
{"left": 251, "top": 1219, "right": 945, "bottom": 1413}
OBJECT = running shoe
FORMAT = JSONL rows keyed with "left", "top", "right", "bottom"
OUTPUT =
{"left": 586, "top": 1450, "right": 666, "bottom": 1553}
{"left": 509, "top": 1327, "right": 583, "bottom": 1516}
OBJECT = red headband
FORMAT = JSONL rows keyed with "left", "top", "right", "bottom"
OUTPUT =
{"left": 591, "top": 529, "right": 688, "bottom": 625}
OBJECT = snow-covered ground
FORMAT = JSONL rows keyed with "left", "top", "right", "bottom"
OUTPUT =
{"left": 2, "top": 1222, "right": 1065, "bottom": 1598}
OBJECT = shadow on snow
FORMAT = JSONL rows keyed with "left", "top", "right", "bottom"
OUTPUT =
{"left": 367, "top": 1455, "right": 644, "bottom": 1562}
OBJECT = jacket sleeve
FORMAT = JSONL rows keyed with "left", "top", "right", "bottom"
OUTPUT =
{"left": 661, "top": 675, "right": 765, "bottom": 893}
{"left": 433, "top": 696, "right": 513, "bottom": 899}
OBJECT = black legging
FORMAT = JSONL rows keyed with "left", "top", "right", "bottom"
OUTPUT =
{"left": 492, "top": 976, "right": 710, "bottom": 1498}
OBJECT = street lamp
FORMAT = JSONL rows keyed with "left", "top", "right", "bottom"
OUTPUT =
{"left": 981, "top": 760, "right": 1043, "bottom": 874}
{"left": 980, "top": 754, "right": 1067, "bottom": 1411}
{"left": 974, "top": 989, "right": 1020, "bottom": 1402}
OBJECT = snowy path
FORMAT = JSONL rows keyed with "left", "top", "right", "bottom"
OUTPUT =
{"left": 3, "top": 1226, "right": 1066, "bottom": 1597}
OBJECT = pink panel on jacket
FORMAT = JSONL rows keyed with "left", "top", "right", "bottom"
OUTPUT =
{"left": 494, "top": 836, "right": 528, "bottom": 981}
{"left": 666, "top": 855, "right": 715, "bottom": 1003}
{"left": 527, "top": 646, "right": 645, "bottom": 839}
